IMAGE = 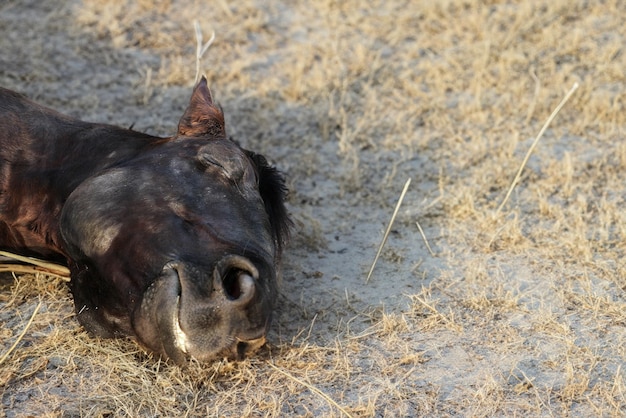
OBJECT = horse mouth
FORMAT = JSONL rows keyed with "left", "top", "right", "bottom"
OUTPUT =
{"left": 235, "top": 336, "right": 267, "bottom": 359}
{"left": 135, "top": 260, "right": 272, "bottom": 365}
{"left": 166, "top": 272, "right": 267, "bottom": 363}
{"left": 172, "top": 295, "right": 189, "bottom": 354}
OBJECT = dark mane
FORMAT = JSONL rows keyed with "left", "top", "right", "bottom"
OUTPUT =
{"left": 245, "top": 150, "right": 292, "bottom": 253}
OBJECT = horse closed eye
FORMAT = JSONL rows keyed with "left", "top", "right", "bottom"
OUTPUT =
{"left": 198, "top": 152, "right": 252, "bottom": 185}
{"left": 198, "top": 154, "right": 226, "bottom": 171}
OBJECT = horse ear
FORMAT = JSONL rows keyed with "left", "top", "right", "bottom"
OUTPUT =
{"left": 177, "top": 76, "right": 226, "bottom": 138}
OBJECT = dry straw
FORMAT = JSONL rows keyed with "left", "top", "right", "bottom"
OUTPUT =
{"left": 496, "top": 82, "right": 579, "bottom": 214}
{"left": 0, "top": 300, "right": 42, "bottom": 366}
{"left": 193, "top": 21, "right": 215, "bottom": 84}
{"left": 0, "top": 250, "right": 70, "bottom": 281}
{"left": 267, "top": 363, "right": 355, "bottom": 418}
{"left": 366, "top": 178, "right": 411, "bottom": 283}
{"left": 415, "top": 220, "right": 436, "bottom": 257}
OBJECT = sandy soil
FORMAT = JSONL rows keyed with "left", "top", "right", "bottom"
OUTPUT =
{"left": 1, "top": 0, "right": 625, "bottom": 416}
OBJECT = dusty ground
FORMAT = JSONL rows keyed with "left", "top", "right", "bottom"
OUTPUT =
{"left": 1, "top": 0, "right": 625, "bottom": 416}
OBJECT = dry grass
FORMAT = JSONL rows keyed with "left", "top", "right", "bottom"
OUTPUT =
{"left": 1, "top": 0, "right": 626, "bottom": 416}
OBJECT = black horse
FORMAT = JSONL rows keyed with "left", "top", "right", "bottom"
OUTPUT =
{"left": 0, "top": 78, "right": 290, "bottom": 364}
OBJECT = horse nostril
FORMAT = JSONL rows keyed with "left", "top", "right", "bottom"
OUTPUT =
{"left": 214, "top": 255, "right": 258, "bottom": 305}
{"left": 222, "top": 268, "right": 253, "bottom": 300}
{"left": 222, "top": 268, "right": 240, "bottom": 299}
